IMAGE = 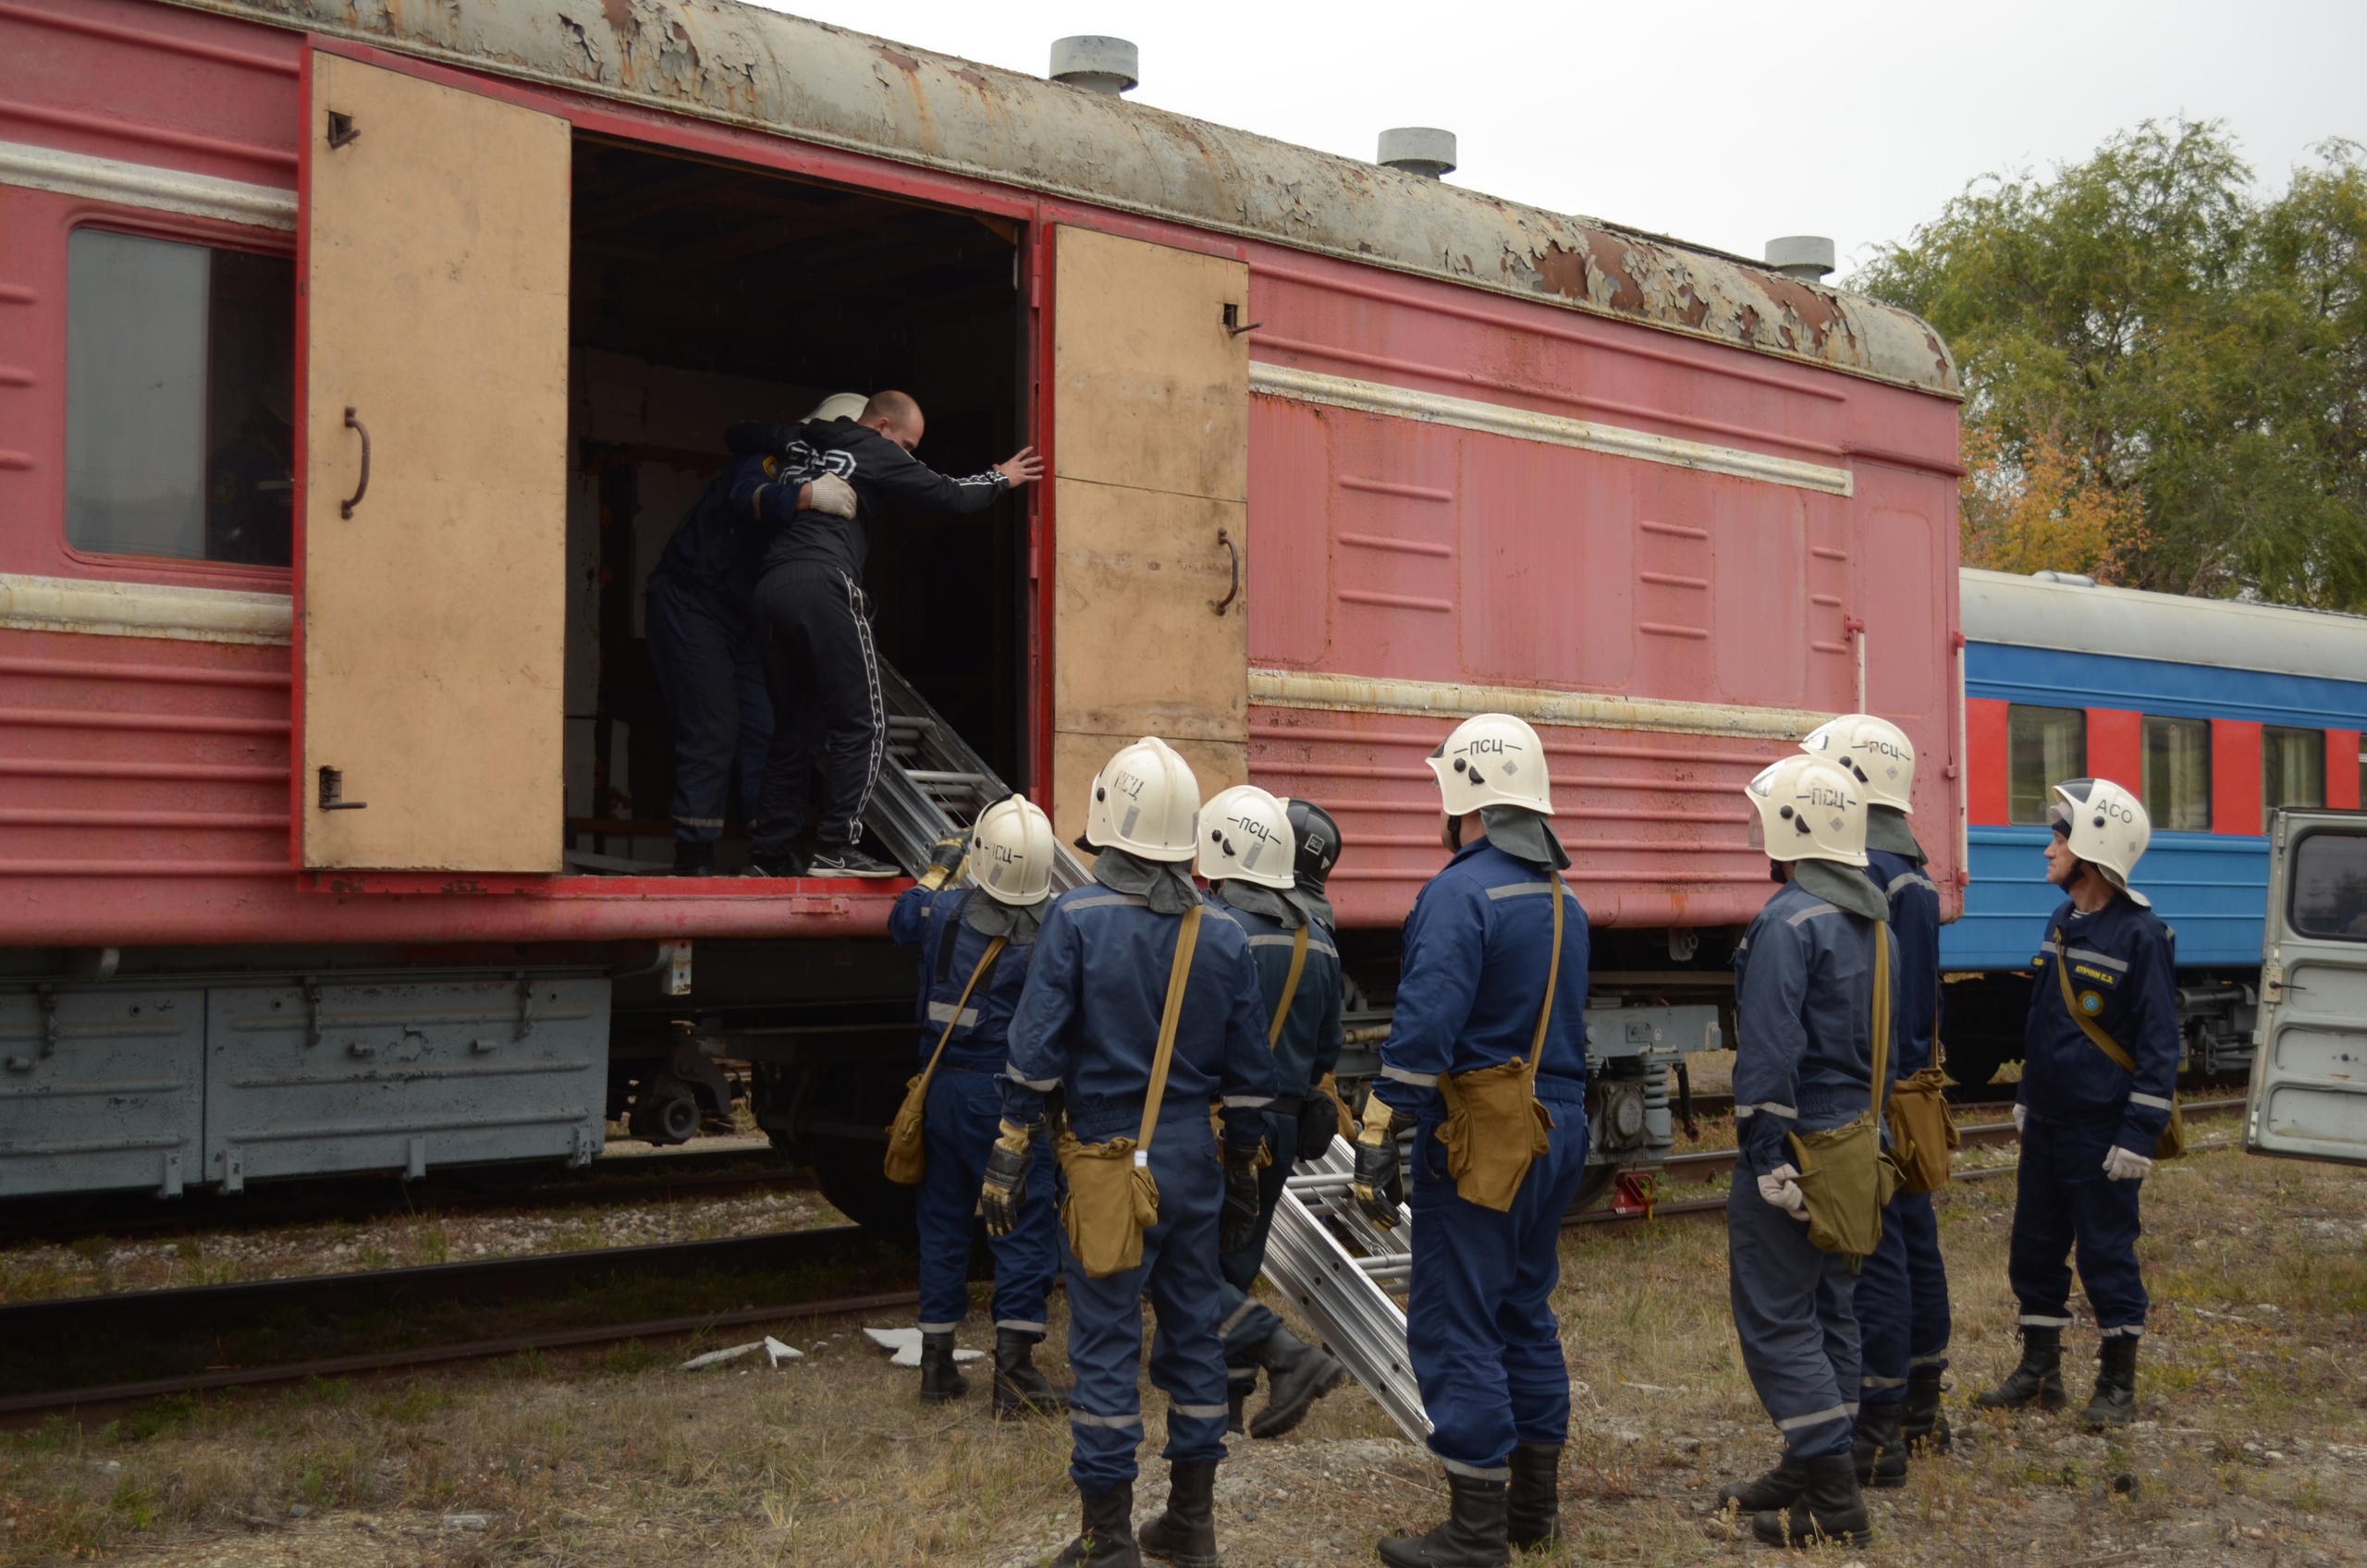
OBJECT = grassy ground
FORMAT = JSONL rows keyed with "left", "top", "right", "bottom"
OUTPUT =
{"left": 7, "top": 1142, "right": 2367, "bottom": 1565}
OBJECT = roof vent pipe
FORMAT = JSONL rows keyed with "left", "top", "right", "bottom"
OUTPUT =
{"left": 1764, "top": 236, "right": 1836, "bottom": 283}
{"left": 1049, "top": 36, "right": 1139, "bottom": 95}
{"left": 1378, "top": 127, "right": 1456, "bottom": 179}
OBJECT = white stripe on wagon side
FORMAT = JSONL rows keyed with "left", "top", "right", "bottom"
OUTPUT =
{"left": 1247, "top": 668, "right": 1832, "bottom": 742}
{"left": 0, "top": 574, "right": 293, "bottom": 647}
{"left": 1248, "top": 362, "right": 1855, "bottom": 496}
{"left": 0, "top": 141, "right": 296, "bottom": 230}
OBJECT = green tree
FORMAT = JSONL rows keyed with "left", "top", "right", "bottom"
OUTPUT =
{"left": 1856, "top": 120, "right": 2367, "bottom": 609}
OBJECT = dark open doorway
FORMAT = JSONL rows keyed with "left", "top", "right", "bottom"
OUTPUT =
{"left": 561, "top": 135, "right": 1025, "bottom": 872}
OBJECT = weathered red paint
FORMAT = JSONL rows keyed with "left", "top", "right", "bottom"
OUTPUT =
{"left": 1, "top": 0, "right": 1964, "bottom": 948}
{"left": 1967, "top": 698, "right": 2011, "bottom": 827}
{"left": 2086, "top": 708, "right": 2142, "bottom": 800}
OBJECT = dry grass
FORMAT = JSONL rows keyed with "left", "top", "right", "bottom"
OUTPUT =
{"left": 8, "top": 1144, "right": 2367, "bottom": 1565}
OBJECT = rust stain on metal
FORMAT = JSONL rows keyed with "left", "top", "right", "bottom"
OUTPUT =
{"left": 597, "top": 0, "right": 631, "bottom": 35}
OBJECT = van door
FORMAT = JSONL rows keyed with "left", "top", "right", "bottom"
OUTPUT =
{"left": 2244, "top": 810, "right": 2367, "bottom": 1164}
{"left": 1049, "top": 227, "right": 1250, "bottom": 845}
{"left": 299, "top": 54, "right": 571, "bottom": 872}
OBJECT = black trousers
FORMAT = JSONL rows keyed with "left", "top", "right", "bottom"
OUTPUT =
{"left": 644, "top": 575, "right": 770, "bottom": 847}
{"left": 751, "top": 566, "right": 885, "bottom": 856}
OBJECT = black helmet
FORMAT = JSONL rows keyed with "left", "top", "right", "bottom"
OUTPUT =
{"left": 1282, "top": 798, "right": 1343, "bottom": 891}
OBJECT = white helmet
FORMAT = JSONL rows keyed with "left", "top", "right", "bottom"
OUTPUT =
{"left": 1085, "top": 737, "right": 1201, "bottom": 863}
{"left": 1801, "top": 714, "right": 1916, "bottom": 815}
{"left": 1745, "top": 755, "right": 1868, "bottom": 867}
{"left": 1197, "top": 785, "right": 1296, "bottom": 888}
{"left": 970, "top": 793, "right": 1056, "bottom": 907}
{"left": 1427, "top": 713, "right": 1553, "bottom": 817}
{"left": 804, "top": 392, "right": 868, "bottom": 423}
{"left": 2050, "top": 778, "right": 2151, "bottom": 900}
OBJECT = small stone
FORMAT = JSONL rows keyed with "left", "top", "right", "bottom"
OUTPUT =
{"left": 91, "top": 1460, "right": 123, "bottom": 1474}
{"left": 2265, "top": 1451, "right": 2286, "bottom": 1463}
{"left": 2246, "top": 1527, "right": 2266, "bottom": 1540}
{"left": 288, "top": 1504, "right": 310, "bottom": 1518}
{"left": 443, "top": 1513, "right": 491, "bottom": 1531}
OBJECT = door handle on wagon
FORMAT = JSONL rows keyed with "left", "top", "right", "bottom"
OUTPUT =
{"left": 340, "top": 407, "right": 370, "bottom": 519}
{"left": 1211, "top": 528, "right": 1240, "bottom": 617}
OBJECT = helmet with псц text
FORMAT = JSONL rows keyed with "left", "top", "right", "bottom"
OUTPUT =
{"left": 1084, "top": 737, "right": 1201, "bottom": 864}
{"left": 970, "top": 793, "right": 1056, "bottom": 907}
{"left": 1745, "top": 755, "right": 1868, "bottom": 867}
{"left": 1801, "top": 713, "right": 1915, "bottom": 815}
{"left": 1427, "top": 712, "right": 1552, "bottom": 817}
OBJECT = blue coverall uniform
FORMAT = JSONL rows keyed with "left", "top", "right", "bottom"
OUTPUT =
{"left": 889, "top": 883, "right": 1058, "bottom": 1341}
{"left": 1211, "top": 896, "right": 1344, "bottom": 1377}
{"left": 1728, "top": 877, "right": 1902, "bottom": 1463}
{"left": 1852, "top": 843, "right": 1951, "bottom": 1408}
{"left": 1002, "top": 876, "right": 1278, "bottom": 1495}
{"left": 1374, "top": 840, "right": 1590, "bottom": 1481}
{"left": 2012, "top": 895, "right": 2178, "bottom": 1337}
{"left": 644, "top": 441, "right": 818, "bottom": 851}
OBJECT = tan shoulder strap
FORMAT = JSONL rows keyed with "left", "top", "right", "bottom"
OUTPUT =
{"left": 1268, "top": 923, "right": 1311, "bottom": 1048}
{"left": 911, "top": 934, "right": 1009, "bottom": 1107}
{"left": 1136, "top": 905, "right": 1205, "bottom": 1151}
{"left": 2054, "top": 939, "right": 2139, "bottom": 1072}
{"left": 1870, "top": 918, "right": 1891, "bottom": 1116}
{"left": 1525, "top": 875, "right": 1567, "bottom": 1089}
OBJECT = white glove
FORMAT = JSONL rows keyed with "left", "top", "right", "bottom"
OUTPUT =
{"left": 806, "top": 472, "right": 857, "bottom": 519}
{"left": 2102, "top": 1145, "right": 2152, "bottom": 1182}
{"left": 2012, "top": 1103, "right": 2027, "bottom": 1134}
{"left": 1756, "top": 1163, "right": 1808, "bottom": 1219}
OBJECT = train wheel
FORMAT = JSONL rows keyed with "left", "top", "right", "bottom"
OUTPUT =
{"left": 1566, "top": 1160, "right": 1619, "bottom": 1215}
{"left": 629, "top": 1075, "right": 702, "bottom": 1145}
{"left": 804, "top": 1135, "right": 918, "bottom": 1243}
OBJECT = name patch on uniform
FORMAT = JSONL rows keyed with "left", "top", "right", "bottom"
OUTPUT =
{"left": 2073, "top": 964, "right": 2117, "bottom": 986}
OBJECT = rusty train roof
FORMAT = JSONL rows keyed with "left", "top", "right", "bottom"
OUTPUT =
{"left": 167, "top": 0, "right": 1959, "bottom": 397}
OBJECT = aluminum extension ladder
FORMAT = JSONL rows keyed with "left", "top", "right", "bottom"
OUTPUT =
{"left": 863, "top": 660, "right": 1089, "bottom": 893}
{"left": 1258, "top": 1133, "right": 1431, "bottom": 1442}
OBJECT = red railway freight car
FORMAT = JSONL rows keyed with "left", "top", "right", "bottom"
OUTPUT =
{"left": 0, "top": 0, "right": 1964, "bottom": 1221}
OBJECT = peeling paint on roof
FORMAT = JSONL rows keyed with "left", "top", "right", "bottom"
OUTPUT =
{"left": 168, "top": 0, "right": 1958, "bottom": 396}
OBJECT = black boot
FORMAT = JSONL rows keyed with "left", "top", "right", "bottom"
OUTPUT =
{"left": 918, "top": 1330, "right": 968, "bottom": 1403}
{"left": 672, "top": 839, "right": 716, "bottom": 876}
{"left": 991, "top": 1328, "right": 1067, "bottom": 1417}
{"left": 1226, "top": 1378, "right": 1251, "bottom": 1436}
{"left": 1903, "top": 1364, "right": 1954, "bottom": 1453}
{"left": 1505, "top": 1443, "right": 1563, "bottom": 1551}
{"left": 1136, "top": 1459, "right": 1218, "bottom": 1568}
{"left": 1750, "top": 1453, "right": 1871, "bottom": 1548}
{"left": 1851, "top": 1403, "right": 1907, "bottom": 1489}
{"left": 1053, "top": 1481, "right": 1139, "bottom": 1568}
{"left": 2080, "top": 1335, "right": 2140, "bottom": 1429}
{"left": 1713, "top": 1456, "right": 1804, "bottom": 1514}
{"left": 1974, "top": 1326, "right": 2066, "bottom": 1411}
{"left": 1246, "top": 1325, "right": 1346, "bottom": 1439}
{"left": 1377, "top": 1472, "right": 1509, "bottom": 1567}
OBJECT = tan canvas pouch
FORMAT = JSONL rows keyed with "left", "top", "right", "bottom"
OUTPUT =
{"left": 1059, "top": 906, "right": 1202, "bottom": 1278}
{"left": 1435, "top": 875, "right": 1565, "bottom": 1213}
{"left": 882, "top": 934, "right": 1008, "bottom": 1186}
{"left": 2055, "top": 950, "right": 2186, "bottom": 1160}
{"left": 1787, "top": 917, "right": 1899, "bottom": 1257}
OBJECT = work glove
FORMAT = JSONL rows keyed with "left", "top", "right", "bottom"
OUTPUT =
{"left": 2012, "top": 1103, "right": 2027, "bottom": 1135}
{"left": 806, "top": 472, "right": 857, "bottom": 520}
{"left": 977, "top": 1119, "right": 1035, "bottom": 1235}
{"left": 1296, "top": 1087, "right": 1343, "bottom": 1164}
{"left": 1220, "top": 1141, "right": 1264, "bottom": 1255}
{"left": 917, "top": 832, "right": 967, "bottom": 891}
{"left": 1756, "top": 1162, "right": 1808, "bottom": 1219}
{"left": 2102, "top": 1144, "right": 2152, "bottom": 1182}
{"left": 1350, "top": 1093, "right": 1408, "bottom": 1229}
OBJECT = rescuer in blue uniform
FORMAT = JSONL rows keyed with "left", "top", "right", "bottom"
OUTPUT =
{"left": 1977, "top": 778, "right": 2176, "bottom": 1429}
{"left": 1803, "top": 715, "right": 1952, "bottom": 1484}
{"left": 887, "top": 793, "right": 1065, "bottom": 1416}
{"left": 1351, "top": 713, "right": 1590, "bottom": 1567}
{"left": 988, "top": 738, "right": 1276, "bottom": 1568}
{"left": 1196, "top": 787, "right": 1348, "bottom": 1439}
{"left": 645, "top": 398, "right": 861, "bottom": 876}
{"left": 1716, "top": 753, "right": 1898, "bottom": 1549}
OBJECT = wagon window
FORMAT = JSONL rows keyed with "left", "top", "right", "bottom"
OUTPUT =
{"left": 2288, "top": 830, "right": 2367, "bottom": 941}
{"left": 65, "top": 228, "right": 295, "bottom": 567}
{"left": 2140, "top": 716, "right": 2212, "bottom": 832}
{"left": 2263, "top": 726, "right": 2326, "bottom": 832}
{"left": 2007, "top": 704, "right": 2087, "bottom": 825}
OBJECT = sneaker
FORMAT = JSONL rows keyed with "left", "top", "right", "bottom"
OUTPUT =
{"left": 808, "top": 845, "right": 902, "bottom": 878}
{"left": 741, "top": 854, "right": 806, "bottom": 878}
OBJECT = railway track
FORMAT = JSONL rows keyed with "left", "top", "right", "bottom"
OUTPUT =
{"left": 2, "top": 1099, "right": 2254, "bottom": 1419}
{"left": 0, "top": 1141, "right": 809, "bottom": 1248}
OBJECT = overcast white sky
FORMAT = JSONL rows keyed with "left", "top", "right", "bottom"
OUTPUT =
{"left": 746, "top": 0, "right": 2366, "bottom": 279}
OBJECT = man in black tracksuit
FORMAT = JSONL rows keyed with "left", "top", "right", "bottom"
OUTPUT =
{"left": 735, "top": 392, "right": 1040, "bottom": 877}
